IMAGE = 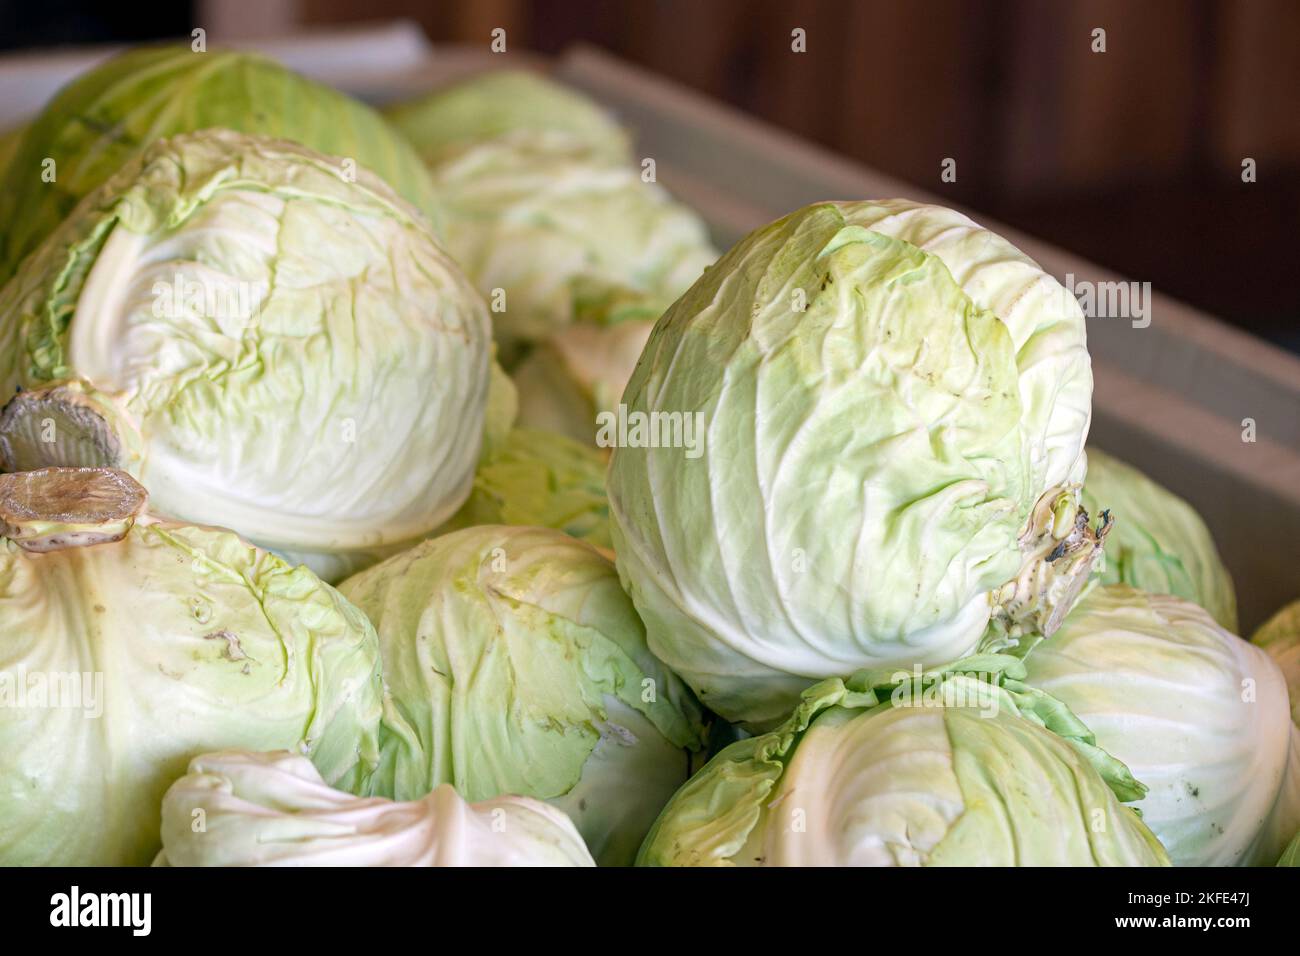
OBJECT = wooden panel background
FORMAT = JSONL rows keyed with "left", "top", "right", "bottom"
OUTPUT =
{"left": 294, "top": 0, "right": 1299, "bottom": 344}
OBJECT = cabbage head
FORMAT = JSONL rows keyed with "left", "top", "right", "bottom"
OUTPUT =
{"left": 387, "top": 70, "right": 716, "bottom": 362}
{"left": 0, "top": 44, "right": 440, "bottom": 281}
{"left": 0, "top": 468, "right": 383, "bottom": 866}
{"left": 637, "top": 657, "right": 1166, "bottom": 866}
{"left": 440, "top": 427, "right": 612, "bottom": 550}
{"left": 1081, "top": 448, "right": 1236, "bottom": 630}
{"left": 338, "top": 524, "right": 708, "bottom": 866}
{"left": 1023, "top": 584, "right": 1293, "bottom": 865}
{"left": 384, "top": 69, "right": 631, "bottom": 165}
{"left": 608, "top": 200, "right": 1098, "bottom": 727}
{"left": 157, "top": 750, "right": 594, "bottom": 867}
{"left": 513, "top": 319, "right": 653, "bottom": 446}
{"left": 0, "top": 129, "right": 491, "bottom": 582}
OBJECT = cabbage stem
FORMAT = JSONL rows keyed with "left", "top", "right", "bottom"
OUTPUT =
{"left": 0, "top": 384, "right": 122, "bottom": 472}
{"left": 0, "top": 466, "right": 146, "bottom": 551}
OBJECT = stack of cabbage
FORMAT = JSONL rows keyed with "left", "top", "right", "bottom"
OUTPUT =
{"left": 0, "top": 49, "right": 703, "bottom": 868}
{"left": 603, "top": 199, "right": 1293, "bottom": 866}
{"left": 386, "top": 70, "right": 718, "bottom": 446}
{"left": 1, "top": 46, "right": 1296, "bottom": 870}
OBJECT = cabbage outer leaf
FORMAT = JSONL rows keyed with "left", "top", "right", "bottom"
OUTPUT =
{"left": 513, "top": 319, "right": 653, "bottom": 446}
{"left": 1253, "top": 600, "right": 1300, "bottom": 863}
{"left": 1254, "top": 598, "right": 1300, "bottom": 725}
{"left": 1280, "top": 828, "right": 1300, "bottom": 866}
{"left": 440, "top": 427, "right": 612, "bottom": 549}
{"left": 156, "top": 750, "right": 594, "bottom": 866}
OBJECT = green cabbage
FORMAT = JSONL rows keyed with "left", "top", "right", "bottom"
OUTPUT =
{"left": 157, "top": 750, "right": 594, "bottom": 866}
{"left": 0, "top": 129, "right": 491, "bottom": 581}
{"left": 387, "top": 70, "right": 716, "bottom": 362}
{"left": 384, "top": 69, "right": 631, "bottom": 166}
{"left": 608, "top": 200, "right": 1098, "bottom": 727}
{"left": 1081, "top": 448, "right": 1236, "bottom": 630}
{"left": 440, "top": 427, "right": 612, "bottom": 549}
{"left": 0, "top": 468, "right": 383, "bottom": 865}
{"left": 0, "top": 44, "right": 440, "bottom": 282}
{"left": 338, "top": 524, "right": 707, "bottom": 866}
{"left": 638, "top": 657, "right": 1167, "bottom": 866}
{"left": 1023, "top": 584, "right": 1293, "bottom": 865}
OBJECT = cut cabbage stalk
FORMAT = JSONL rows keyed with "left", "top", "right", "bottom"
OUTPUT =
{"left": 989, "top": 487, "right": 1114, "bottom": 644}
{"left": 0, "top": 383, "right": 129, "bottom": 472}
{"left": 0, "top": 466, "right": 145, "bottom": 551}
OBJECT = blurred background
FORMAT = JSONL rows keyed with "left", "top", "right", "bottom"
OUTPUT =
{"left": 2, "top": 0, "right": 1296, "bottom": 350}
